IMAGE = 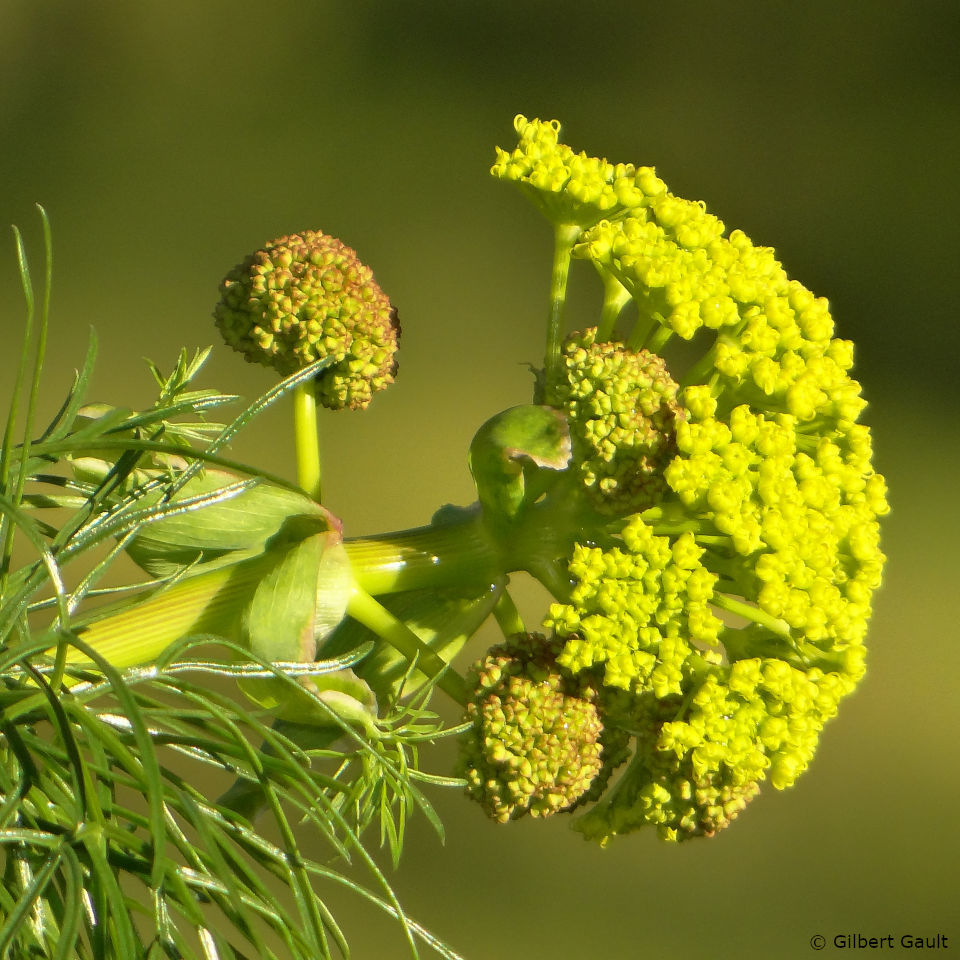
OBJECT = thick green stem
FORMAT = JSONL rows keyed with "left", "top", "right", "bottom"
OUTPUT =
{"left": 343, "top": 512, "right": 503, "bottom": 596}
{"left": 55, "top": 512, "right": 504, "bottom": 671}
{"left": 644, "top": 321, "right": 674, "bottom": 354}
{"left": 346, "top": 586, "right": 469, "bottom": 705}
{"left": 626, "top": 302, "right": 658, "bottom": 351}
{"left": 292, "top": 381, "right": 322, "bottom": 501}
{"left": 627, "top": 309, "right": 670, "bottom": 353}
{"left": 543, "top": 223, "right": 581, "bottom": 404}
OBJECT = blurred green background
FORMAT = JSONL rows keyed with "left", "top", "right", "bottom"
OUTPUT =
{"left": 2, "top": 2, "right": 958, "bottom": 957}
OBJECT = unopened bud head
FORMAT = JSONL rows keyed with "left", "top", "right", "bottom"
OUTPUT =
{"left": 214, "top": 230, "right": 400, "bottom": 410}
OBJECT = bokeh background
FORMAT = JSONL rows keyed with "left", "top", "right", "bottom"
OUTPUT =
{"left": 2, "top": 2, "right": 958, "bottom": 957}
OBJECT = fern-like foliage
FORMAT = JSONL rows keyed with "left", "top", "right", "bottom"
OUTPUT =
{"left": 0, "top": 210, "right": 463, "bottom": 959}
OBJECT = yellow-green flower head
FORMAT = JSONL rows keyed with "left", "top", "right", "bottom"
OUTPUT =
{"left": 577, "top": 657, "right": 854, "bottom": 843}
{"left": 491, "top": 114, "right": 667, "bottom": 228}
{"left": 546, "top": 519, "right": 724, "bottom": 696}
{"left": 497, "top": 116, "right": 890, "bottom": 841}
{"left": 456, "top": 633, "right": 627, "bottom": 823}
{"left": 543, "top": 386, "right": 887, "bottom": 839}
{"left": 573, "top": 205, "right": 867, "bottom": 425}
{"left": 554, "top": 327, "right": 682, "bottom": 515}
{"left": 214, "top": 230, "right": 400, "bottom": 410}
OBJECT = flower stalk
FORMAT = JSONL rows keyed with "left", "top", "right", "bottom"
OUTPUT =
{"left": 292, "top": 380, "right": 322, "bottom": 501}
{"left": 543, "top": 223, "right": 580, "bottom": 404}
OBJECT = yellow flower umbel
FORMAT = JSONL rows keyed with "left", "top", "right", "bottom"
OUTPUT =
{"left": 491, "top": 114, "right": 666, "bottom": 228}
{"left": 487, "top": 115, "right": 888, "bottom": 842}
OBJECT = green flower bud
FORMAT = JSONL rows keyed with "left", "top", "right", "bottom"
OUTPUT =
{"left": 214, "top": 230, "right": 400, "bottom": 410}
{"left": 456, "top": 633, "right": 625, "bottom": 823}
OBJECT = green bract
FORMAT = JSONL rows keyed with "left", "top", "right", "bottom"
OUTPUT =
{"left": 214, "top": 229, "right": 400, "bottom": 410}
{"left": 468, "top": 404, "right": 571, "bottom": 526}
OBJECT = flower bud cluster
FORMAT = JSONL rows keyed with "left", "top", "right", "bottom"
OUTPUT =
{"left": 545, "top": 519, "right": 724, "bottom": 697}
{"left": 214, "top": 230, "right": 399, "bottom": 410}
{"left": 456, "top": 634, "right": 627, "bottom": 823}
{"left": 575, "top": 202, "right": 866, "bottom": 426}
{"left": 578, "top": 656, "right": 855, "bottom": 842}
{"left": 665, "top": 391, "right": 887, "bottom": 661}
{"left": 491, "top": 114, "right": 667, "bottom": 227}
{"left": 554, "top": 327, "right": 682, "bottom": 514}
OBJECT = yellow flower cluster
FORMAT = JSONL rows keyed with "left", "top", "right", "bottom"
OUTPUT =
{"left": 575, "top": 198, "right": 867, "bottom": 426}
{"left": 577, "top": 656, "right": 856, "bottom": 842}
{"left": 492, "top": 116, "right": 889, "bottom": 841}
{"left": 546, "top": 519, "right": 724, "bottom": 697}
{"left": 666, "top": 392, "right": 887, "bottom": 664}
{"left": 491, "top": 114, "right": 666, "bottom": 227}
